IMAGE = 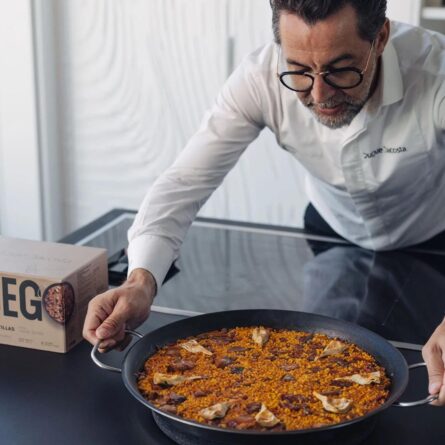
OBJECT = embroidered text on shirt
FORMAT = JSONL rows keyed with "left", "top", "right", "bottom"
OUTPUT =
{"left": 363, "top": 146, "right": 407, "bottom": 159}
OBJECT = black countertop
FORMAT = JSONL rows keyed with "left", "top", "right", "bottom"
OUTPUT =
{"left": 1, "top": 312, "right": 444, "bottom": 445}
{"left": 1, "top": 211, "right": 445, "bottom": 444}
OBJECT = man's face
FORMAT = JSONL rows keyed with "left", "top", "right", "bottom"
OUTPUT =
{"left": 279, "top": 5, "right": 386, "bottom": 129}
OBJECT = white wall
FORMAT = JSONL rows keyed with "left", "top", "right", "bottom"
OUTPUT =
{"left": 387, "top": 0, "right": 422, "bottom": 25}
{"left": 0, "top": 0, "right": 44, "bottom": 240}
{"left": 51, "top": 0, "right": 308, "bottom": 238}
{"left": 1, "top": 0, "right": 443, "bottom": 240}
{"left": 387, "top": 0, "right": 445, "bottom": 32}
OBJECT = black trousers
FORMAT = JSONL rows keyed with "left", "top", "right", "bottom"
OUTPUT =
{"left": 303, "top": 203, "right": 445, "bottom": 253}
{"left": 303, "top": 204, "right": 343, "bottom": 239}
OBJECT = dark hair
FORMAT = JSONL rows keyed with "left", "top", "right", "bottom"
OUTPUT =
{"left": 270, "top": 0, "right": 387, "bottom": 43}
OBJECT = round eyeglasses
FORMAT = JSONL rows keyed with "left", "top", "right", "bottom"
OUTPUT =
{"left": 277, "top": 41, "right": 375, "bottom": 93}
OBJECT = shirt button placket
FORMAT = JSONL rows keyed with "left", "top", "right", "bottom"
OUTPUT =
{"left": 342, "top": 143, "right": 383, "bottom": 244}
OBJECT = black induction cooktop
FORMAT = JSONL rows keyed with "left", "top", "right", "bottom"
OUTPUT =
{"left": 62, "top": 209, "right": 445, "bottom": 349}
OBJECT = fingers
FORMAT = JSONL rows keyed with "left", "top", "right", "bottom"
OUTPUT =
{"left": 82, "top": 290, "right": 118, "bottom": 346}
{"left": 115, "top": 333, "right": 133, "bottom": 352}
{"left": 431, "top": 383, "right": 445, "bottom": 407}
{"left": 423, "top": 344, "right": 444, "bottom": 394}
{"left": 94, "top": 332, "right": 133, "bottom": 354}
{"left": 422, "top": 323, "right": 445, "bottom": 406}
{"left": 92, "top": 299, "right": 131, "bottom": 354}
{"left": 429, "top": 348, "right": 445, "bottom": 407}
{"left": 83, "top": 292, "right": 133, "bottom": 350}
{"left": 82, "top": 276, "right": 155, "bottom": 353}
{"left": 95, "top": 297, "right": 129, "bottom": 340}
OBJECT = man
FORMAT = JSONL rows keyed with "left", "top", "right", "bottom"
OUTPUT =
{"left": 83, "top": 1, "right": 445, "bottom": 405}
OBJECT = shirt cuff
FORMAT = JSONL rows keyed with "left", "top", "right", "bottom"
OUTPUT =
{"left": 127, "top": 235, "right": 177, "bottom": 293}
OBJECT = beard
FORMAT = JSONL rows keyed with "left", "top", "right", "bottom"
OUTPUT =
{"left": 300, "top": 93, "right": 366, "bottom": 129}
{"left": 299, "top": 61, "right": 378, "bottom": 130}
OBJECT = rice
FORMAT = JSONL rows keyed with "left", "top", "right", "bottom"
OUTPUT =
{"left": 137, "top": 327, "right": 390, "bottom": 431}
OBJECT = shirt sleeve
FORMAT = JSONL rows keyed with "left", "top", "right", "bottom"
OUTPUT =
{"left": 127, "top": 55, "right": 266, "bottom": 290}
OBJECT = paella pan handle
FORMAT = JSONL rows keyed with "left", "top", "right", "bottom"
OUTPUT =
{"left": 91, "top": 329, "right": 144, "bottom": 374}
{"left": 393, "top": 362, "right": 439, "bottom": 407}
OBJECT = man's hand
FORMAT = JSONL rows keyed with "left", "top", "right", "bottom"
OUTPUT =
{"left": 422, "top": 317, "right": 445, "bottom": 406}
{"left": 83, "top": 268, "right": 156, "bottom": 353}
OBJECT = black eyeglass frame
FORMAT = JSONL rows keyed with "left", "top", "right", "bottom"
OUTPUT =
{"left": 277, "top": 41, "right": 375, "bottom": 93}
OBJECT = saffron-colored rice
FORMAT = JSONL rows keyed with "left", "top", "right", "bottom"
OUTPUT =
{"left": 137, "top": 327, "right": 390, "bottom": 431}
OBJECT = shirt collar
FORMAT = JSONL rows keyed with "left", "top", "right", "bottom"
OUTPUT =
{"left": 378, "top": 39, "right": 404, "bottom": 107}
{"left": 341, "top": 41, "right": 404, "bottom": 143}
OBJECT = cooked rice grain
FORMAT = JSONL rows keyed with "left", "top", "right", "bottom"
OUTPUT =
{"left": 137, "top": 327, "right": 390, "bottom": 431}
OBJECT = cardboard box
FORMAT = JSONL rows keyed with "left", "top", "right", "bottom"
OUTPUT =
{"left": 0, "top": 236, "right": 108, "bottom": 353}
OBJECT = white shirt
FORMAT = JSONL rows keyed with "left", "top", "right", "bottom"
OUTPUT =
{"left": 127, "top": 21, "right": 445, "bottom": 290}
